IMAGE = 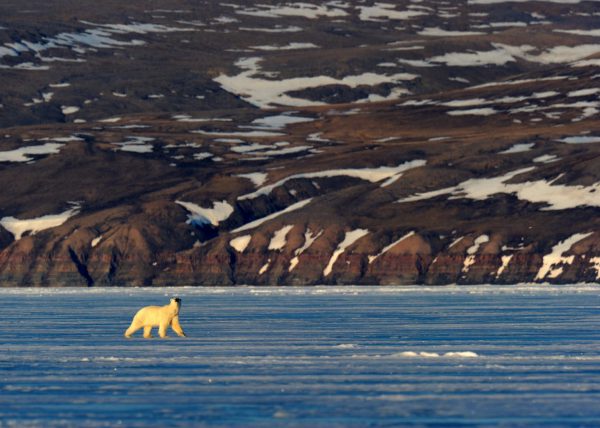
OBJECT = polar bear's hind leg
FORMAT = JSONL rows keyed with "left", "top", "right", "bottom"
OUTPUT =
{"left": 143, "top": 325, "right": 153, "bottom": 338}
{"left": 124, "top": 320, "right": 142, "bottom": 338}
{"left": 158, "top": 323, "right": 168, "bottom": 338}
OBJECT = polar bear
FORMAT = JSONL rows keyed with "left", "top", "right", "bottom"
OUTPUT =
{"left": 124, "top": 297, "right": 187, "bottom": 339}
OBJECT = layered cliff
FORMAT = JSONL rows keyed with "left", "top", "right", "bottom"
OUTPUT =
{"left": 1, "top": 0, "right": 600, "bottom": 285}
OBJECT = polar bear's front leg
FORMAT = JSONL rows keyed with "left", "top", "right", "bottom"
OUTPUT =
{"left": 171, "top": 316, "right": 187, "bottom": 337}
{"left": 143, "top": 326, "right": 153, "bottom": 338}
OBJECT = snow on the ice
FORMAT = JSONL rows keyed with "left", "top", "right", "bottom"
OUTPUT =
{"left": 395, "top": 351, "right": 479, "bottom": 358}
{"left": 176, "top": 200, "right": 234, "bottom": 227}
{"left": 289, "top": 228, "right": 323, "bottom": 272}
{"left": 49, "top": 82, "right": 71, "bottom": 88}
{"left": 214, "top": 56, "right": 417, "bottom": 108}
{"left": 0, "top": 142, "right": 64, "bottom": 162}
{"left": 535, "top": 232, "right": 594, "bottom": 280}
{"left": 368, "top": 231, "right": 415, "bottom": 264}
{"left": 230, "top": 235, "right": 252, "bottom": 252}
{"left": 239, "top": 159, "right": 426, "bottom": 200}
{"left": 268, "top": 225, "right": 294, "bottom": 251}
{"left": 0, "top": 204, "right": 79, "bottom": 240}
{"left": 324, "top": 229, "right": 369, "bottom": 277}
{"left": 499, "top": 143, "right": 535, "bottom": 154}
{"left": 232, "top": 199, "right": 313, "bottom": 233}
{"left": 462, "top": 235, "right": 490, "bottom": 273}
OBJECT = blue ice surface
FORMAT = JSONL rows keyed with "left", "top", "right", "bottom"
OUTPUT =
{"left": 1, "top": 284, "right": 599, "bottom": 427}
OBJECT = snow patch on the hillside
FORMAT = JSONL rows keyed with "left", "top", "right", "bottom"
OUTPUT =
{"left": 447, "top": 108, "right": 497, "bottom": 116}
{"left": 268, "top": 225, "right": 294, "bottom": 251}
{"left": 559, "top": 136, "right": 600, "bottom": 144}
{"left": 239, "top": 26, "right": 302, "bottom": 33}
{"left": 358, "top": 3, "right": 428, "bottom": 21}
{"left": 499, "top": 143, "right": 535, "bottom": 154}
{"left": 235, "top": 3, "right": 348, "bottom": 19}
{"left": 398, "top": 167, "right": 600, "bottom": 211}
{"left": 230, "top": 235, "right": 252, "bottom": 252}
{"left": 324, "top": 229, "right": 369, "bottom": 277}
{"left": 589, "top": 257, "right": 600, "bottom": 280}
{"left": 114, "top": 136, "right": 155, "bottom": 153}
{"left": 0, "top": 204, "right": 80, "bottom": 240}
{"left": 237, "top": 172, "right": 268, "bottom": 187}
{"left": 496, "top": 254, "right": 514, "bottom": 278}
{"left": 368, "top": 231, "right": 415, "bottom": 264}
{"left": 462, "top": 235, "right": 490, "bottom": 273}
{"left": 176, "top": 200, "right": 234, "bottom": 227}
{"left": 215, "top": 56, "right": 417, "bottom": 108}
{"left": 419, "top": 28, "right": 484, "bottom": 37}
{"left": 249, "top": 114, "right": 315, "bottom": 130}
{"left": 533, "top": 154, "right": 559, "bottom": 163}
{"left": 232, "top": 199, "right": 312, "bottom": 233}
{"left": 239, "top": 159, "right": 426, "bottom": 200}
{"left": 61, "top": 106, "right": 79, "bottom": 115}
{"left": 289, "top": 229, "right": 323, "bottom": 272}
{"left": 0, "top": 142, "right": 64, "bottom": 162}
{"left": 535, "top": 233, "right": 593, "bottom": 280}
{"left": 251, "top": 42, "right": 319, "bottom": 51}
{"left": 259, "top": 259, "right": 271, "bottom": 275}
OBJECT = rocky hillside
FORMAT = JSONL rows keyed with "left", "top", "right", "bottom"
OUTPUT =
{"left": 1, "top": 0, "right": 600, "bottom": 286}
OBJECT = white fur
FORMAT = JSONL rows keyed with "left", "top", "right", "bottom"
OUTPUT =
{"left": 124, "top": 298, "right": 187, "bottom": 339}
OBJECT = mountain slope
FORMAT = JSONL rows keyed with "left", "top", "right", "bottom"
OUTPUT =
{"left": 1, "top": 0, "right": 600, "bottom": 285}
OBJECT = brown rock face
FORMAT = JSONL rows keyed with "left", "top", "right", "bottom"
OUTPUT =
{"left": 2, "top": 0, "right": 600, "bottom": 286}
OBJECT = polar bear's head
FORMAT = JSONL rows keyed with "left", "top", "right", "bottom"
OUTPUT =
{"left": 170, "top": 297, "right": 182, "bottom": 308}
